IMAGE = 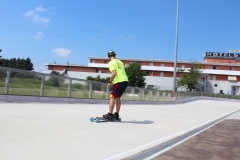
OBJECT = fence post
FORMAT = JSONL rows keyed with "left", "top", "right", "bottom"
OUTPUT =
{"left": 132, "top": 88, "right": 135, "bottom": 101}
{"left": 68, "top": 79, "right": 72, "bottom": 98}
{"left": 150, "top": 90, "right": 152, "bottom": 101}
{"left": 5, "top": 70, "right": 11, "bottom": 94}
{"left": 40, "top": 75, "right": 45, "bottom": 96}
{"left": 89, "top": 82, "right": 92, "bottom": 98}
{"left": 142, "top": 89, "right": 144, "bottom": 101}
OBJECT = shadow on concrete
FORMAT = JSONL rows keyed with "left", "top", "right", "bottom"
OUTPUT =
{"left": 121, "top": 120, "right": 154, "bottom": 124}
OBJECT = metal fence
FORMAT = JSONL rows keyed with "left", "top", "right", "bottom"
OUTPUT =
{"left": 175, "top": 91, "right": 240, "bottom": 100}
{"left": 0, "top": 67, "right": 175, "bottom": 102}
{"left": 1, "top": 67, "right": 240, "bottom": 102}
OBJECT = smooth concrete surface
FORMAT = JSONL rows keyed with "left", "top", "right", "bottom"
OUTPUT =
{"left": 152, "top": 111, "right": 240, "bottom": 160}
{"left": 0, "top": 100, "right": 240, "bottom": 160}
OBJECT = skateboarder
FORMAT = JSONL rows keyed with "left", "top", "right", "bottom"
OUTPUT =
{"left": 103, "top": 50, "right": 128, "bottom": 121}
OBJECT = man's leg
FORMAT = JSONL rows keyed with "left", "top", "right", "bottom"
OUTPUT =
{"left": 103, "top": 94, "right": 115, "bottom": 120}
{"left": 109, "top": 96, "right": 115, "bottom": 114}
{"left": 116, "top": 98, "right": 121, "bottom": 113}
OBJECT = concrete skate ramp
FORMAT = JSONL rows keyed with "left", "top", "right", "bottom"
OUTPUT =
{"left": 0, "top": 100, "right": 240, "bottom": 160}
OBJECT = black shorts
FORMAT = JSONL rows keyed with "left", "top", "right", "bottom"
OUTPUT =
{"left": 110, "top": 81, "right": 128, "bottom": 98}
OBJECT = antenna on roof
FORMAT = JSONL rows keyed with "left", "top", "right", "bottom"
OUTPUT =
{"left": 67, "top": 56, "right": 70, "bottom": 65}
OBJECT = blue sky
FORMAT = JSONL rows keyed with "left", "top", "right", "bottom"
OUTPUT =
{"left": 1, "top": 0, "right": 240, "bottom": 72}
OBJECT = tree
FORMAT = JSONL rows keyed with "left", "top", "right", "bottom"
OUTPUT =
{"left": 176, "top": 62, "right": 202, "bottom": 92}
{"left": 0, "top": 49, "right": 2, "bottom": 60}
{"left": 86, "top": 75, "right": 110, "bottom": 90}
{"left": 86, "top": 75, "right": 110, "bottom": 83}
{"left": 47, "top": 71, "right": 64, "bottom": 87}
{"left": 125, "top": 63, "right": 146, "bottom": 88}
{"left": 0, "top": 57, "right": 34, "bottom": 71}
{"left": 146, "top": 84, "right": 161, "bottom": 90}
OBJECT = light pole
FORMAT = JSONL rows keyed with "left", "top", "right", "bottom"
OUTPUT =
{"left": 173, "top": 0, "right": 180, "bottom": 94}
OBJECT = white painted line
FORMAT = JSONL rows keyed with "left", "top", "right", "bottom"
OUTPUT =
{"left": 104, "top": 109, "right": 239, "bottom": 160}
{"left": 144, "top": 109, "right": 238, "bottom": 160}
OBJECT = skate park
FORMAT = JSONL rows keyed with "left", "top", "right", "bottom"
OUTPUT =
{"left": 1, "top": 1, "right": 240, "bottom": 159}
{"left": 1, "top": 98, "right": 240, "bottom": 160}
{"left": 1, "top": 66, "right": 240, "bottom": 159}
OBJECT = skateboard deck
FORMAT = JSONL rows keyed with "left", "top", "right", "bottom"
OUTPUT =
{"left": 90, "top": 117, "right": 121, "bottom": 123}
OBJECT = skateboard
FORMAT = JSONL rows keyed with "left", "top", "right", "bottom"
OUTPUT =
{"left": 90, "top": 117, "right": 121, "bottom": 123}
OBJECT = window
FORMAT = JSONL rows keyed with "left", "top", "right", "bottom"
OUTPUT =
{"left": 105, "top": 61, "right": 108, "bottom": 64}
{"left": 213, "top": 66, "right": 216, "bottom": 70}
{"left": 181, "top": 64, "right": 185, "bottom": 68}
{"left": 160, "top": 72, "right": 164, "bottom": 77}
{"left": 161, "top": 63, "right": 164, "bottom": 67}
{"left": 207, "top": 66, "right": 211, "bottom": 69}
{"left": 129, "top": 62, "right": 133, "bottom": 64}
{"left": 149, "top": 62, "right": 153, "bottom": 66}
{"left": 92, "top": 60, "right": 95, "bottom": 63}
{"left": 230, "top": 67, "right": 234, "bottom": 71}
{"left": 146, "top": 71, "right": 150, "bottom": 76}
{"left": 228, "top": 76, "right": 237, "bottom": 81}
{"left": 66, "top": 66, "right": 70, "bottom": 71}
{"left": 212, "top": 75, "right": 216, "bottom": 80}
{"left": 96, "top": 68, "right": 98, "bottom": 73}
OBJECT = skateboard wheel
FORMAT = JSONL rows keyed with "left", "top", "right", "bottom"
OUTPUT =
{"left": 90, "top": 117, "right": 94, "bottom": 122}
{"left": 96, "top": 118, "right": 100, "bottom": 123}
{"left": 118, "top": 118, "right": 121, "bottom": 122}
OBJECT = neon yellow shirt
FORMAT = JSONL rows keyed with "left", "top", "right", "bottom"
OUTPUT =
{"left": 108, "top": 59, "right": 128, "bottom": 84}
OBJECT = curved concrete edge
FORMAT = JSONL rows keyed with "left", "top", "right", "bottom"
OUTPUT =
{"left": 0, "top": 94, "right": 239, "bottom": 104}
{"left": 176, "top": 96, "right": 240, "bottom": 103}
{"left": 122, "top": 110, "right": 240, "bottom": 160}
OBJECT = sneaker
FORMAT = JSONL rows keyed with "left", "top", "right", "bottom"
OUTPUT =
{"left": 112, "top": 112, "right": 119, "bottom": 120}
{"left": 103, "top": 113, "right": 113, "bottom": 121}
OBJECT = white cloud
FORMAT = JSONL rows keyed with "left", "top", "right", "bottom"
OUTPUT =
{"left": 52, "top": 48, "right": 71, "bottom": 57}
{"left": 34, "top": 66, "right": 46, "bottom": 73}
{"left": 33, "top": 15, "right": 50, "bottom": 24}
{"left": 24, "top": 5, "right": 50, "bottom": 25}
{"left": 34, "top": 31, "right": 44, "bottom": 40}
{"left": 35, "top": 5, "right": 47, "bottom": 12}
{"left": 25, "top": 11, "right": 34, "bottom": 17}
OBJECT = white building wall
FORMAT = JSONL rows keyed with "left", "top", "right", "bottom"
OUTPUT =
{"left": 144, "top": 76, "right": 173, "bottom": 90}
{"left": 209, "top": 80, "right": 240, "bottom": 95}
{"left": 44, "top": 70, "right": 177, "bottom": 91}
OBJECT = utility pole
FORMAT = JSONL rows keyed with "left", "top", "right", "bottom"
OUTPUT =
{"left": 173, "top": 0, "right": 180, "bottom": 95}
